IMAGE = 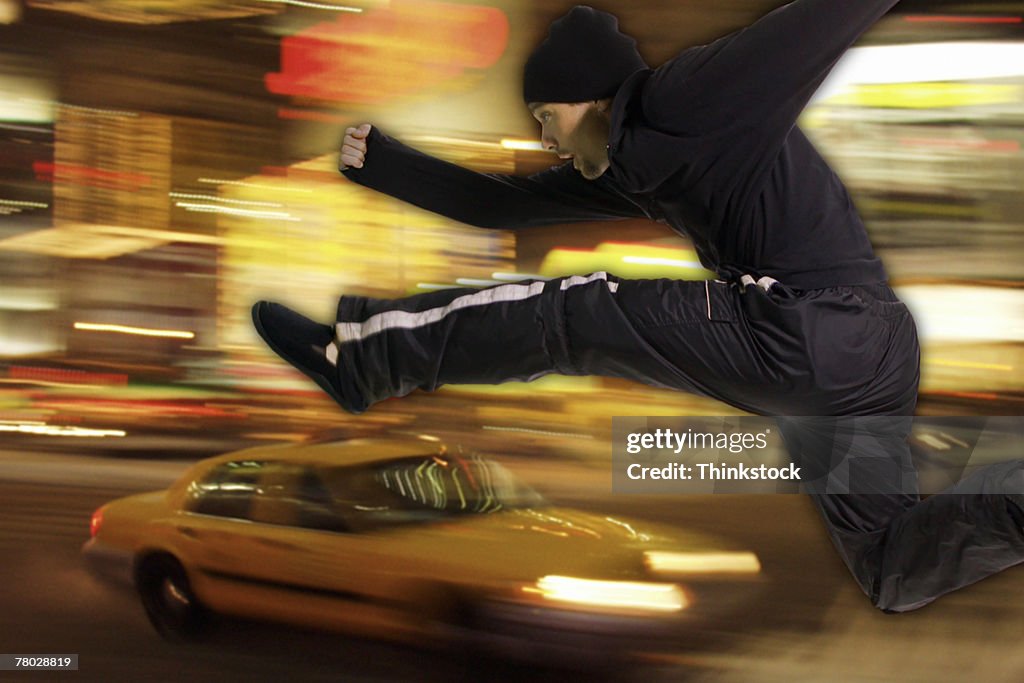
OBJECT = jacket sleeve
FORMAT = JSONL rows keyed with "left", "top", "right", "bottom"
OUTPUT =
{"left": 340, "top": 127, "right": 647, "bottom": 230}
{"left": 642, "top": 0, "right": 900, "bottom": 137}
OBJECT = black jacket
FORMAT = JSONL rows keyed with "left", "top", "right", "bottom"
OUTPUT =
{"left": 341, "top": 0, "right": 899, "bottom": 290}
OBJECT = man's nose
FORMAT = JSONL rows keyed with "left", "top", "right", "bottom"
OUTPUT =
{"left": 541, "top": 130, "right": 557, "bottom": 151}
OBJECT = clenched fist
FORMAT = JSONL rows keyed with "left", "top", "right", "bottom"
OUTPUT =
{"left": 340, "top": 123, "right": 372, "bottom": 170}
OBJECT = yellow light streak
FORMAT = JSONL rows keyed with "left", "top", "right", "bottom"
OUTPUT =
{"left": 59, "top": 102, "right": 138, "bottom": 117}
{"left": 500, "top": 139, "right": 544, "bottom": 151}
{"left": 826, "top": 82, "right": 1020, "bottom": 110}
{"left": 928, "top": 358, "right": 1014, "bottom": 372}
{"left": 416, "top": 283, "right": 461, "bottom": 291}
{"left": 174, "top": 202, "right": 301, "bottom": 221}
{"left": 406, "top": 135, "right": 502, "bottom": 149}
{"left": 0, "top": 199, "right": 48, "bottom": 209}
{"left": 198, "top": 178, "right": 313, "bottom": 193}
{"left": 73, "top": 322, "right": 195, "bottom": 339}
{"left": 491, "top": 272, "right": 549, "bottom": 282}
{"left": 644, "top": 551, "right": 762, "bottom": 575}
{"left": 455, "top": 278, "right": 500, "bottom": 287}
{"left": 169, "top": 192, "right": 283, "bottom": 208}
{"left": 622, "top": 255, "right": 704, "bottom": 269}
{"left": 0, "top": 421, "right": 126, "bottom": 438}
{"left": 528, "top": 575, "right": 687, "bottom": 612}
{"left": 254, "top": 0, "right": 363, "bottom": 11}
{"left": 481, "top": 425, "right": 594, "bottom": 440}
{"left": 0, "top": 378, "right": 103, "bottom": 389}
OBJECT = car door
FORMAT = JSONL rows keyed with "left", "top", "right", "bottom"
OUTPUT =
{"left": 175, "top": 459, "right": 331, "bottom": 616}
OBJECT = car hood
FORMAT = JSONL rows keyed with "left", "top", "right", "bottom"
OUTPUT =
{"left": 376, "top": 506, "right": 732, "bottom": 582}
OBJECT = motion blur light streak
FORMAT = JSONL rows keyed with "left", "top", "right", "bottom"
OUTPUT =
{"left": 644, "top": 551, "right": 762, "bottom": 575}
{"left": 73, "top": 322, "right": 196, "bottom": 340}
{"left": 825, "top": 42, "right": 1024, "bottom": 90}
{"left": 0, "top": 199, "right": 48, "bottom": 209}
{"left": 500, "top": 139, "right": 545, "bottom": 151}
{"left": 899, "top": 137, "right": 1020, "bottom": 153}
{"left": 33, "top": 162, "right": 152, "bottom": 191}
{"left": 825, "top": 83, "right": 1020, "bottom": 110}
{"left": 622, "top": 255, "right": 705, "bottom": 269}
{"left": 174, "top": 202, "right": 301, "bottom": 221}
{"left": 541, "top": 243, "right": 712, "bottom": 280}
{"left": 168, "top": 192, "right": 284, "bottom": 208}
{"left": 481, "top": 425, "right": 594, "bottom": 440}
{"left": 527, "top": 575, "right": 687, "bottom": 612}
{"left": 0, "top": 421, "right": 126, "bottom": 438}
{"left": 58, "top": 103, "right": 138, "bottom": 118}
{"left": 415, "top": 283, "right": 460, "bottom": 290}
{"left": 454, "top": 278, "right": 501, "bottom": 287}
{"left": 929, "top": 359, "right": 1014, "bottom": 372}
{"left": 904, "top": 15, "right": 1023, "bottom": 25}
{"left": 255, "top": 0, "right": 364, "bottom": 11}
{"left": 197, "top": 178, "right": 313, "bottom": 193}
{"left": 7, "top": 366, "right": 128, "bottom": 386}
{"left": 491, "top": 272, "right": 550, "bottom": 282}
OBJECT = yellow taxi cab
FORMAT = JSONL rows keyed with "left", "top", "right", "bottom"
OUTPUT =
{"left": 83, "top": 436, "right": 761, "bottom": 660}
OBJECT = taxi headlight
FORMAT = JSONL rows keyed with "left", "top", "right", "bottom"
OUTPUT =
{"left": 522, "top": 575, "right": 688, "bottom": 612}
{"left": 644, "top": 550, "right": 761, "bottom": 576}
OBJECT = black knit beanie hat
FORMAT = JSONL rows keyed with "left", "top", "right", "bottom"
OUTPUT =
{"left": 523, "top": 5, "right": 647, "bottom": 104}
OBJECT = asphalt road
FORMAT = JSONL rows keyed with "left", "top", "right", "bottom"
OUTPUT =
{"left": 1, "top": 449, "right": 1024, "bottom": 683}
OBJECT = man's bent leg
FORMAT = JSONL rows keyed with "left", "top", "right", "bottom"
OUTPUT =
{"left": 873, "top": 459, "right": 1024, "bottom": 612}
{"left": 776, "top": 416, "right": 921, "bottom": 607}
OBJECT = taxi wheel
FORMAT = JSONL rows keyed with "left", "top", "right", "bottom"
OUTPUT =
{"left": 137, "top": 555, "right": 209, "bottom": 641}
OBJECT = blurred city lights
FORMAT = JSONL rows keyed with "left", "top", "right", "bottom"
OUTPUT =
{"left": 265, "top": 0, "right": 509, "bottom": 105}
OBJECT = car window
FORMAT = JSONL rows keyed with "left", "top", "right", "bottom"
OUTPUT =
{"left": 252, "top": 464, "right": 348, "bottom": 532}
{"left": 317, "top": 454, "right": 545, "bottom": 531}
{"left": 186, "top": 461, "right": 349, "bottom": 532}
{"left": 184, "top": 460, "right": 265, "bottom": 520}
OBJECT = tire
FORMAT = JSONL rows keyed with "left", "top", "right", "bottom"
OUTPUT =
{"left": 136, "top": 555, "right": 209, "bottom": 641}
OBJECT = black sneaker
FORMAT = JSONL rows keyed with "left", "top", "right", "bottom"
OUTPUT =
{"left": 251, "top": 301, "right": 362, "bottom": 414}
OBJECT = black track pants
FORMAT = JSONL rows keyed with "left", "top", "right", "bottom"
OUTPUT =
{"left": 332, "top": 271, "right": 1024, "bottom": 611}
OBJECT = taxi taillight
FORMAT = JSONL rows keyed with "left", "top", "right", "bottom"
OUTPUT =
{"left": 90, "top": 507, "right": 104, "bottom": 538}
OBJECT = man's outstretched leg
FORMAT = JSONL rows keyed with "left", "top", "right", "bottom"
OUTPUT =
{"left": 253, "top": 276, "right": 606, "bottom": 414}
{"left": 253, "top": 271, "right": 783, "bottom": 416}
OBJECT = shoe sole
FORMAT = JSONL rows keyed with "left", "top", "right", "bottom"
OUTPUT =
{"left": 251, "top": 302, "right": 361, "bottom": 414}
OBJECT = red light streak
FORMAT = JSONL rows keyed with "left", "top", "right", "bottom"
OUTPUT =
{"left": 898, "top": 137, "right": 1020, "bottom": 153}
{"left": 8, "top": 366, "right": 129, "bottom": 386}
{"left": 32, "top": 162, "right": 152, "bottom": 190}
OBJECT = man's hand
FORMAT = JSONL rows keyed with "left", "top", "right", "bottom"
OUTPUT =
{"left": 340, "top": 124, "right": 372, "bottom": 170}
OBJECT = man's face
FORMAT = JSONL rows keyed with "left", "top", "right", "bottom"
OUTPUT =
{"left": 528, "top": 100, "right": 612, "bottom": 180}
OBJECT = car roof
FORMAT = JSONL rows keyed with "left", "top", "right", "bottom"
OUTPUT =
{"left": 201, "top": 436, "right": 449, "bottom": 470}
